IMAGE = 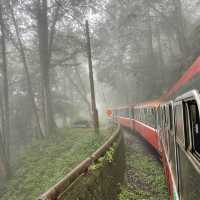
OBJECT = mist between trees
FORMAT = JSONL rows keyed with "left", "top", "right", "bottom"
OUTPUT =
{"left": 0, "top": 0, "right": 199, "bottom": 187}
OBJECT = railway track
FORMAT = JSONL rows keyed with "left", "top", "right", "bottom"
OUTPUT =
{"left": 119, "top": 128, "right": 169, "bottom": 200}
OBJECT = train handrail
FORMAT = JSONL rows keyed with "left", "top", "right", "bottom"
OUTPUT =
{"left": 38, "top": 124, "right": 121, "bottom": 200}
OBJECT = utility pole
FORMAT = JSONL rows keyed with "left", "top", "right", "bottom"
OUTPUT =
{"left": 85, "top": 20, "right": 99, "bottom": 134}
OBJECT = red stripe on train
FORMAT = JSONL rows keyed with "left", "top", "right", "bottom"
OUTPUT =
{"left": 132, "top": 119, "right": 159, "bottom": 150}
{"left": 117, "top": 117, "right": 159, "bottom": 151}
{"left": 118, "top": 117, "right": 131, "bottom": 128}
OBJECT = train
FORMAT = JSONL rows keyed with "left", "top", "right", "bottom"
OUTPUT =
{"left": 107, "top": 56, "right": 200, "bottom": 200}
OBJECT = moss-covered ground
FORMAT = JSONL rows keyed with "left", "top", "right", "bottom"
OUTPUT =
{"left": 119, "top": 129, "right": 169, "bottom": 200}
{"left": 0, "top": 127, "right": 112, "bottom": 200}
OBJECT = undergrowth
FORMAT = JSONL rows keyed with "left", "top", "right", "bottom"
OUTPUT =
{"left": 0, "top": 127, "right": 111, "bottom": 200}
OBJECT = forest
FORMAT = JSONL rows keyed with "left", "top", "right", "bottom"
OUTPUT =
{"left": 0, "top": 0, "right": 200, "bottom": 198}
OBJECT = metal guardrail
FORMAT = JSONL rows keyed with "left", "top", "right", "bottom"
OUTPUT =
{"left": 38, "top": 124, "right": 121, "bottom": 200}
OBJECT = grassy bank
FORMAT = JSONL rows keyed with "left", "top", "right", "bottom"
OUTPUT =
{"left": 0, "top": 127, "right": 112, "bottom": 200}
{"left": 119, "top": 130, "right": 168, "bottom": 200}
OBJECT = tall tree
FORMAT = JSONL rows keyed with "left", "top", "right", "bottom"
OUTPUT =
{"left": 8, "top": 1, "right": 44, "bottom": 138}
{"left": 173, "top": 0, "right": 189, "bottom": 61}
{"left": 0, "top": 3, "right": 10, "bottom": 177}
{"left": 37, "top": 0, "right": 57, "bottom": 134}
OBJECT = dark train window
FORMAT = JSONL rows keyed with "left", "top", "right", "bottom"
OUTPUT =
{"left": 127, "top": 108, "right": 129, "bottom": 117}
{"left": 131, "top": 108, "right": 134, "bottom": 119}
{"left": 125, "top": 108, "right": 129, "bottom": 117}
{"left": 162, "top": 107, "right": 166, "bottom": 128}
{"left": 183, "top": 103, "right": 191, "bottom": 150}
{"left": 165, "top": 106, "right": 169, "bottom": 128}
{"left": 175, "top": 103, "right": 185, "bottom": 146}
{"left": 159, "top": 107, "right": 162, "bottom": 128}
{"left": 188, "top": 100, "right": 200, "bottom": 157}
{"left": 157, "top": 107, "right": 161, "bottom": 129}
{"left": 169, "top": 104, "right": 173, "bottom": 131}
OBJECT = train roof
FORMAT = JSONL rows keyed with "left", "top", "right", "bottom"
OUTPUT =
{"left": 160, "top": 56, "right": 200, "bottom": 101}
{"left": 113, "top": 105, "right": 129, "bottom": 110}
{"left": 111, "top": 100, "right": 160, "bottom": 111}
{"left": 134, "top": 100, "right": 160, "bottom": 108}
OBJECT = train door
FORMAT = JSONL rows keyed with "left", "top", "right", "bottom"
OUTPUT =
{"left": 162, "top": 105, "right": 166, "bottom": 148}
{"left": 168, "top": 102, "right": 176, "bottom": 165}
{"left": 174, "top": 90, "right": 200, "bottom": 200}
{"left": 161, "top": 105, "right": 165, "bottom": 152}
{"left": 174, "top": 101, "right": 184, "bottom": 199}
{"left": 165, "top": 104, "right": 170, "bottom": 156}
{"left": 156, "top": 106, "right": 162, "bottom": 153}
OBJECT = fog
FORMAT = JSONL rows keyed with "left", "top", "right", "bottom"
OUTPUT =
{"left": 0, "top": 0, "right": 200, "bottom": 198}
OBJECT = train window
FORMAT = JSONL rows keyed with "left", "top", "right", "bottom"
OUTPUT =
{"left": 163, "top": 106, "right": 166, "bottom": 128}
{"left": 129, "top": 108, "right": 133, "bottom": 119}
{"left": 165, "top": 106, "right": 169, "bottom": 128}
{"left": 132, "top": 108, "right": 134, "bottom": 119}
{"left": 154, "top": 108, "right": 157, "bottom": 129}
{"left": 138, "top": 109, "right": 140, "bottom": 121}
{"left": 169, "top": 104, "right": 173, "bottom": 131}
{"left": 125, "top": 108, "right": 129, "bottom": 117}
{"left": 160, "top": 107, "right": 162, "bottom": 128}
{"left": 175, "top": 103, "right": 185, "bottom": 146}
{"left": 166, "top": 106, "right": 169, "bottom": 128}
{"left": 156, "top": 108, "right": 160, "bottom": 129}
{"left": 188, "top": 100, "right": 200, "bottom": 157}
{"left": 159, "top": 107, "right": 162, "bottom": 128}
{"left": 183, "top": 103, "right": 191, "bottom": 150}
{"left": 159, "top": 108, "right": 162, "bottom": 127}
{"left": 135, "top": 109, "right": 138, "bottom": 120}
{"left": 157, "top": 107, "right": 161, "bottom": 129}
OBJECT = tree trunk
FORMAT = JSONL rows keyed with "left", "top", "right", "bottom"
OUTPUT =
{"left": 146, "top": 6, "right": 157, "bottom": 96}
{"left": 0, "top": 4, "right": 10, "bottom": 178}
{"left": 85, "top": 20, "right": 99, "bottom": 134}
{"left": 156, "top": 26, "right": 165, "bottom": 85}
{"left": 0, "top": 91, "right": 8, "bottom": 178}
{"left": 37, "top": 0, "right": 56, "bottom": 135}
{"left": 9, "top": 3, "right": 44, "bottom": 138}
{"left": 146, "top": 6, "right": 154, "bottom": 60}
{"left": 173, "top": 0, "right": 189, "bottom": 62}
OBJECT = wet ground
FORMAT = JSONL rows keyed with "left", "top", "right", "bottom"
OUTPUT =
{"left": 118, "top": 128, "right": 169, "bottom": 200}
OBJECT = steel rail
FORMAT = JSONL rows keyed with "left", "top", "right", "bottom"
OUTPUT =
{"left": 38, "top": 124, "right": 121, "bottom": 200}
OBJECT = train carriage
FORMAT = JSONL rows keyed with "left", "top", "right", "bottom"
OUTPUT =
{"left": 172, "top": 90, "right": 200, "bottom": 200}
{"left": 131, "top": 101, "right": 159, "bottom": 150}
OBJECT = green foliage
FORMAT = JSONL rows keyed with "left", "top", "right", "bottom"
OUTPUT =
{"left": 89, "top": 146, "right": 115, "bottom": 172}
{"left": 0, "top": 128, "right": 111, "bottom": 200}
{"left": 118, "top": 134, "right": 168, "bottom": 200}
{"left": 105, "top": 147, "right": 114, "bottom": 163}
